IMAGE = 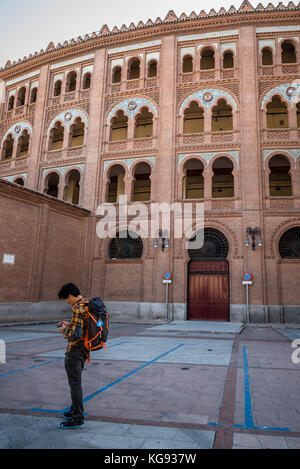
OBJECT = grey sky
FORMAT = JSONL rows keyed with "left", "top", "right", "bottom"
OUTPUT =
{"left": 0, "top": 0, "right": 285, "bottom": 67}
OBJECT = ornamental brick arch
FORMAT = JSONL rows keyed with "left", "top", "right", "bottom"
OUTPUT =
{"left": 99, "top": 227, "right": 145, "bottom": 261}
{"left": 106, "top": 97, "right": 158, "bottom": 141}
{"left": 47, "top": 108, "right": 89, "bottom": 136}
{"left": 182, "top": 220, "right": 239, "bottom": 263}
{"left": 271, "top": 218, "right": 300, "bottom": 260}
{"left": 103, "top": 162, "right": 128, "bottom": 203}
{"left": 130, "top": 160, "right": 153, "bottom": 202}
{"left": 279, "top": 38, "right": 299, "bottom": 64}
{"left": 178, "top": 88, "right": 239, "bottom": 134}
{"left": 208, "top": 152, "right": 239, "bottom": 173}
{"left": 1, "top": 121, "right": 33, "bottom": 147}
{"left": 178, "top": 154, "right": 208, "bottom": 178}
{"left": 263, "top": 150, "right": 295, "bottom": 199}
{"left": 261, "top": 83, "right": 300, "bottom": 112}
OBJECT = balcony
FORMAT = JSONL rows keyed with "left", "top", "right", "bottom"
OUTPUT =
{"left": 48, "top": 89, "right": 90, "bottom": 108}
{"left": 105, "top": 137, "right": 157, "bottom": 154}
{"left": 108, "top": 77, "right": 159, "bottom": 95}
{"left": 3, "top": 103, "right": 36, "bottom": 122}
{"left": 177, "top": 130, "right": 239, "bottom": 148}
{"left": 42, "top": 145, "right": 86, "bottom": 164}
{"left": 179, "top": 67, "right": 238, "bottom": 84}
{"left": 259, "top": 63, "right": 300, "bottom": 77}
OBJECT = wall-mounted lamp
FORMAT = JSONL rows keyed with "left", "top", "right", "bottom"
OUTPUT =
{"left": 245, "top": 227, "right": 263, "bottom": 251}
{"left": 154, "top": 230, "right": 169, "bottom": 252}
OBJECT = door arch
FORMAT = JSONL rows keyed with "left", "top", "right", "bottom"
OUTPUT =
{"left": 187, "top": 228, "right": 230, "bottom": 321}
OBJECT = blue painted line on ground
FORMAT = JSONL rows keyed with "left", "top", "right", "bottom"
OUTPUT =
{"left": 208, "top": 346, "right": 290, "bottom": 433}
{"left": 30, "top": 344, "right": 185, "bottom": 415}
{"left": 0, "top": 341, "right": 127, "bottom": 380}
{"left": 242, "top": 346, "right": 254, "bottom": 428}
{"left": 0, "top": 358, "right": 63, "bottom": 378}
{"left": 79, "top": 344, "right": 185, "bottom": 406}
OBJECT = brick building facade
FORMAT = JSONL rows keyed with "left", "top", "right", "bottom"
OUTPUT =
{"left": 0, "top": 1, "right": 300, "bottom": 323}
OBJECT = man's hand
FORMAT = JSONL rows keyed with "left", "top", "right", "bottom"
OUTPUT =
{"left": 58, "top": 321, "right": 69, "bottom": 333}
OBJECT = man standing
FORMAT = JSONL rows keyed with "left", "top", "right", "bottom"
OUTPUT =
{"left": 57, "top": 283, "right": 89, "bottom": 429}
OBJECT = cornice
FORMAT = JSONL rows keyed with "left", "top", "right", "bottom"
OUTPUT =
{"left": 0, "top": 178, "right": 91, "bottom": 217}
{"left": 1, "top": 2, "right": 300, "bottom": 80}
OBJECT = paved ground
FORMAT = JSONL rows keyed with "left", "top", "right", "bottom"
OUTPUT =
{"left": 0, "top": 320, "right": 300, "bottom": 450}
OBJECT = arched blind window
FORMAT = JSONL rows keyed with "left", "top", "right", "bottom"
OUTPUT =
{"left": 279, "top": 227, "right": 300, "bottom": 259}
{"left": 109, "top": 231, "right": 143, "bottom": 259}
{"left": 188, "top": 228, "right": 229, "bottom": 259}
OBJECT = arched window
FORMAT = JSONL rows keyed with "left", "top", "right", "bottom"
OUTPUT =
{"left": 148, "top": 61, "right": 157, "bottom": 78}
{"left": 49, "top": 122, "right": 64, "bottom": 150}
{"left": 212, "top": 157, "right": 234, "bottom": 198}
{"left": 107, "top": 165, "right": 125, "bottom": 203}
{"left": 182, "top": 56, "right": 193, "bottom": 73}
{"left": 30, "top": 88, "right": 37, "bottom": 104}
{"left": 110, "top": 110, "right": 128, "bottom": 141}
{"left": 223, "top": 52, "right": 234, "bottom": 69}
{"left": 54, "top": 80, "right": 62, "bottom": 97}
{"left": 45, "top": 172, "right": 59, "bottom": 198}
{"left": 183, "top": 159, "right": 204, "bottom": 199}
{"left": 262, "top": 48, "right": 273, "bottom": 66}
{"left": 17, "top": 87, "right": 26, "bottom": 107}
{"left": 296, "top": 102, "right": 300, "bottom": 128}
{"left": 200, "top": 48, "right": 215, "bottom": 70}
{"left": 266, "top": 96, "right": 288, "bottom": 128}
{"left": 69, "top": 117, "right": 85, "bottom": 147}
{"left": 127, "top": 58, "right": 140, "bottom": 80}
{"left": 1, "top": 134, "right": 14, "bottom": 160}
{"left": 135, "top": 107, "right": 153, "bottom": 138}
{"left": 132, "top": 163, "right": 151, "bottom": 202}
{"left": 109, "top": 231, "right": 143, "bottom": 259}
{"left": 16, "top": 130, "right": 30, "bottom": 158}
{"left": 279, "top": 227, "right": 300, "bottom": 258}
{"left": 269, "top": 155, "right": 292, "bottom": 197}
{"left": 14, "top": 178, "right": 25, "bottom": 186}
{"left": 281, "top": 41, "right": 296, "bottom": 64}
{"left": 82, "top": 73, "right": 91, "bottom": 90}
{"left": 112, "top": 66, "right": 122, "bottom": 84}
{"left": 212, "top": 99, "right": 233, "bottom": 132}
{"left": 65, "top": 71, "right": 77, "bottom": 93}
{"left": 188, "top": 228, "right": 229, "bottom": 259}
{"left": 183, "top": 101, "right": 204, "bottom": 134}
{"left": 64, "top": 170, "right": 81, "bottom": 205}
{"left": 8, "top": 95, "right": 15, "bottom": 111}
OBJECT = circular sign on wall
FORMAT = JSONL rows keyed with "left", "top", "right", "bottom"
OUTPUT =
{"left": 128, "top": 101, "right": 137, "bottom": 110}
{"left": 242, "top": 272, "right": 252, "bottom": 282}
{"left": 163, "top": 272, "right": 172, "bottom": 281}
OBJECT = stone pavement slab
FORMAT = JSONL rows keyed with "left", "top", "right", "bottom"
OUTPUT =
{"left": 275, "top": 328, "right": 300, "bottom": 341}
{"left": 1, "top": 321, "right": 300, "bottom": 450}
{"left": 0, "top": 413, "right": 216, "bottom": 450}
{"left": 147, "top": 321, "right": 244, "bottom": 335}
{"left": 0, "top": 329, "right": 58, "bottom": 343}
{"left": 38, "top": 336, "right": 234, "bottom": 366}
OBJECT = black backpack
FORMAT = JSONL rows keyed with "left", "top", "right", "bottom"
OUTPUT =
{"left": 83, "top": 297, "right": 109, "bottom": 358}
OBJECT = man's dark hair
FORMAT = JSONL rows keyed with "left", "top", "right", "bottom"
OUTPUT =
{"left": 58, "top": 283, "right": 81, "bottom": 300}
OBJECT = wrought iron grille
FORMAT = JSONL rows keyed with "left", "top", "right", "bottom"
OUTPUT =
{"left": 109, "top": 231, "right": 143, "bottom": 259}
{"left": 188, "top": 228, "right": 229, "bottom": 259}
{"left": 279, "top": 227, "right": 300, "bottom": 259}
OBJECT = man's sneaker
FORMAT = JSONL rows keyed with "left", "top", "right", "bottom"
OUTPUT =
{"left": 63, "top": 410, "right": 73, "bottom": 420}
{"left": 60, "top": 419, "right": 84, "bottom": 429}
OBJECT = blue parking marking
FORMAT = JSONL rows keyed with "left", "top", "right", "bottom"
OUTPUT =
{"left": 0, "top": 358, "right": 63, "bottom": 378}
{"left": 30, "top": 344, "right": 185, "bottom": 415}
{"left": 208, "top": 346, "right": 290, "bottom": 432}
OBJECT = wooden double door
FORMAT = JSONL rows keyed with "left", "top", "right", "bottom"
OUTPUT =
{"left": 188, "top": 260, "right": 229, "bottom": 321}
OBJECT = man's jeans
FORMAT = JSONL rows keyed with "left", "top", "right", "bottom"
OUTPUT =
{"left": 64, "top": 346, "right": 87, "bottom": 421}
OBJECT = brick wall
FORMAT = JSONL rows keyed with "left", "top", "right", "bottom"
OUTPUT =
{"left": 0, "top": 179, "right": 90, "bottom": 323}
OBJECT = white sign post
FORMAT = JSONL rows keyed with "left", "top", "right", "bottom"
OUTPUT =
{"left": 163, "top": 272, "right": 172, "bottom": 321}
{"left": 242, "top": 273, "right": 253, "bottom": 323}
